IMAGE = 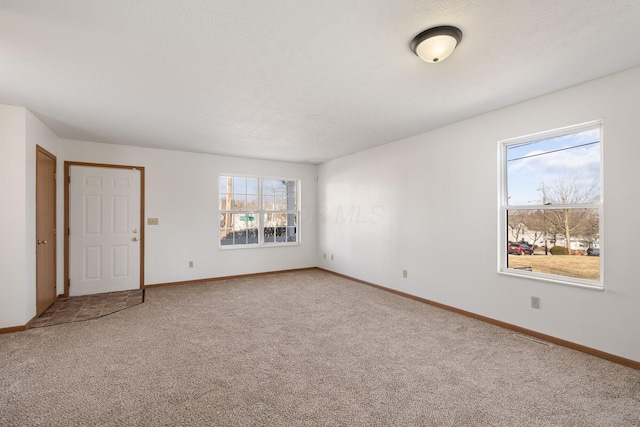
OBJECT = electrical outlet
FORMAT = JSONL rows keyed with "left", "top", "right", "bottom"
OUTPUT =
{"left": 531, "top": 296, "right": 540, "bottom": 309}
{"left": 331, "top": 254, "right": 334, "bottom": 261}
{"left": 403, "top": 270, "right": 408, "bottom": 278}
{"left": 147, "top": 217, "right": 159, "bottom": 225}
{"left": 189, "top": 261, "right": 194, "bottom": 268}
{"left": 323, "top": 253, "right": 326, "bottom": 259}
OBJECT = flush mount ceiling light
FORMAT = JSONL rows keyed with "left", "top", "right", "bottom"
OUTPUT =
{"left": 410, "top": 25, "right": 463, "bottom": 63}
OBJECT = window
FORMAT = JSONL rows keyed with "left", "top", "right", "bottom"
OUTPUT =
{"left": 499, "top": 121, "right": 602, "bottom": 288}
{"left": 219, "top": 176, "right": 299, "bottom": 247}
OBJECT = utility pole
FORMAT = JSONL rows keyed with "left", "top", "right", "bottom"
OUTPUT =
{"left": 226, "top": 177, "right": 232, "bottom": 235}
{"left": 540, "top": 182, "right": 549, "bottom": 255}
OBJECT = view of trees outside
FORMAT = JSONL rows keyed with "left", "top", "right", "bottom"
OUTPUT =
{"left": 505, "top": 124, "right": 601, "bottom": 281}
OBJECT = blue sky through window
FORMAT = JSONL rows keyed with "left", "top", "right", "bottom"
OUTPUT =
{"left": 506, "top": 128, "right": 600, "bottom": 205}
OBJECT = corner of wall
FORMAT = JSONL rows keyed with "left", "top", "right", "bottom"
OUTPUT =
{"left": 0, "top": 105, "right": 29, "bottom": 327}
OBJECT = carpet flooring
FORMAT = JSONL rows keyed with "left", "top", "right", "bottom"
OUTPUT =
{"left": 30, "top": 289, "right": 145, "bottom": 328}
{"left": 1, "top": 269, "right": 638, "bottom": 426}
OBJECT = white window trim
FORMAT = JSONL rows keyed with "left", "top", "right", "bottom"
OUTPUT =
{"left": 497, "top": 120, "right": 604, "bottom": 290}
{"left": 219, "top": 174, "right": 301, "bottom": 249}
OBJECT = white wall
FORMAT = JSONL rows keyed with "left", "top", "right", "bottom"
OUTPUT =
{"left": 58, "top": 140, "right": 318, "bottom": 289}
{"left": 0, "top": 106, "right": 59, "bottom": 329}
{"left": 0, "top": 105, "right": 28, "bottom": 328}
{"left": 317, "top": 66, "right": 640, "bottom": 362}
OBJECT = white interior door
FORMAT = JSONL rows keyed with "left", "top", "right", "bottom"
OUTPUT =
{"left": 69, "top": 166, "right": 141, "bottom": 296}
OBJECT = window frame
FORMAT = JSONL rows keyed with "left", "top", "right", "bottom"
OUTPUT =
{"left": 498, "top": 120, "right": 604, "bottom": 289}
{"left": 219, "top": 174, "right": 301, "bottom": 249}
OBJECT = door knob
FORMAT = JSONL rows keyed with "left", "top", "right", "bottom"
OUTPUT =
{"left": 132, "top": 229, "right": 138, "bottom": 233}
{"left": 132, "top": 237, "right": 139, "bottom": 241}
{"left": 37, "top": 239, "right": 47, "bottom": 245}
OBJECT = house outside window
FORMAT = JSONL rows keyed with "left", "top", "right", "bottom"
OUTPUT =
{"left": 219, "top": 176, "right": 299, "bottom": 247}
{"left": 499, "top": 121, "right": 603, "bottom": 288}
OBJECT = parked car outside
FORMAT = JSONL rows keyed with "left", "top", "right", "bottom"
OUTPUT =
{"left": 587, "top": 248, "right": 600, "bottom": 256}
{"left": 508, "top": 242, "right": 534, "bottom": 255}
{"left": 519, "top": 243, "right": 534, "bottom": 255}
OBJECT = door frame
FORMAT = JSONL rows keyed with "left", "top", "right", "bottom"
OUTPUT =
{"left": 36, "top": 145, "right": 57, "bottom": 315}
{"left": 64, "top": 162, "right": 145, "bottom": 298}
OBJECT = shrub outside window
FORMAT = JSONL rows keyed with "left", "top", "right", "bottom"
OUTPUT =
{"left": 499, "top": 121, "right": 603, "bottom": 288}
{"left": 219, "top": 176, "right": 299, "bottom": 247}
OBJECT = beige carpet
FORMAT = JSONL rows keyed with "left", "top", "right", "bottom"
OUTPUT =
{"left": 1, "top": 269, "right": 638, "bottom": 426}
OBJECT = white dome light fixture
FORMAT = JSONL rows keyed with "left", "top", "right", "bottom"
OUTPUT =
{"left": 410, "top": 26, "right": 463, "bottom": 63}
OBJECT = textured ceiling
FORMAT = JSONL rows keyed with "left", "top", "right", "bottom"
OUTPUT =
{"left": 1, "top": 1, "right": 639, "bottom": 164}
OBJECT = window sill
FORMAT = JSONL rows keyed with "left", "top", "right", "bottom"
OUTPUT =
{"left": 498, "top": 269, "right": 604, "bottom": 291}
{"left": 219, "top": 242, "right": 301, "bottom": 250}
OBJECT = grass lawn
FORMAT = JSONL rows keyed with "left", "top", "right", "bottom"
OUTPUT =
{"left": 508, "top": 254, "right": 600, "bottom": 281}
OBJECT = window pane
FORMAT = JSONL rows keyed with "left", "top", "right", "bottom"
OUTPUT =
{"left": 231, "top": 194, "right": 246, "bottom": 209}
{"left": 262, "top": 179, "right": 277, "bottom": 211}
{"left": 263, "top": 194, "right": 275, "bottom": 211}
{"left": 265, "top": 212, "right": 286, "bottom": 226}
{"left": 232, "top": 177, "right": 246, "bottom": 194}
{"left": 219, "top": 196, "right": 228, "bottom": 210}
{"left": 247, "top": 195, "right": 259, "bottom": 210}
{"left": 247, "top": 178, "right": 259, "bottom": 195}
{"left": 273, "top": 194, "right": 286, "bottom": 211}
{"left": 220, "top": 212, "right": 232, "bottom": 232}
{"left": 219, "top": 176, "right": 232, "bottom": 210}
{"left": 262, "top": 179, "right": 297, "bottom": 211}
{"left": 262, "top": 179, "right": 276, "bottom": 196}
{"left": 506, "top": 128, "right": 600, "bottom": 205}
{"left": 506, "top": 208, "right": 599, "bottom": 281}
{"left": 220, "top": 212, "right": 258, "bottom": 246}
{"left": 263, "top": 213, "right": 297, "bottom": 243}
{"left": 220, "top": 176, "right": 260, "bottom": 211}
{"left": 285, "top": 180, "right": 297, "bottom": 210}
{"left": 220, "top": 227, "right": 234, "bottom": 245}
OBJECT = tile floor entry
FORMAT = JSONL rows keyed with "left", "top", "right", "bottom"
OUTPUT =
{"left": 31, "top": 289, "right": 145, "bottom": 328}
